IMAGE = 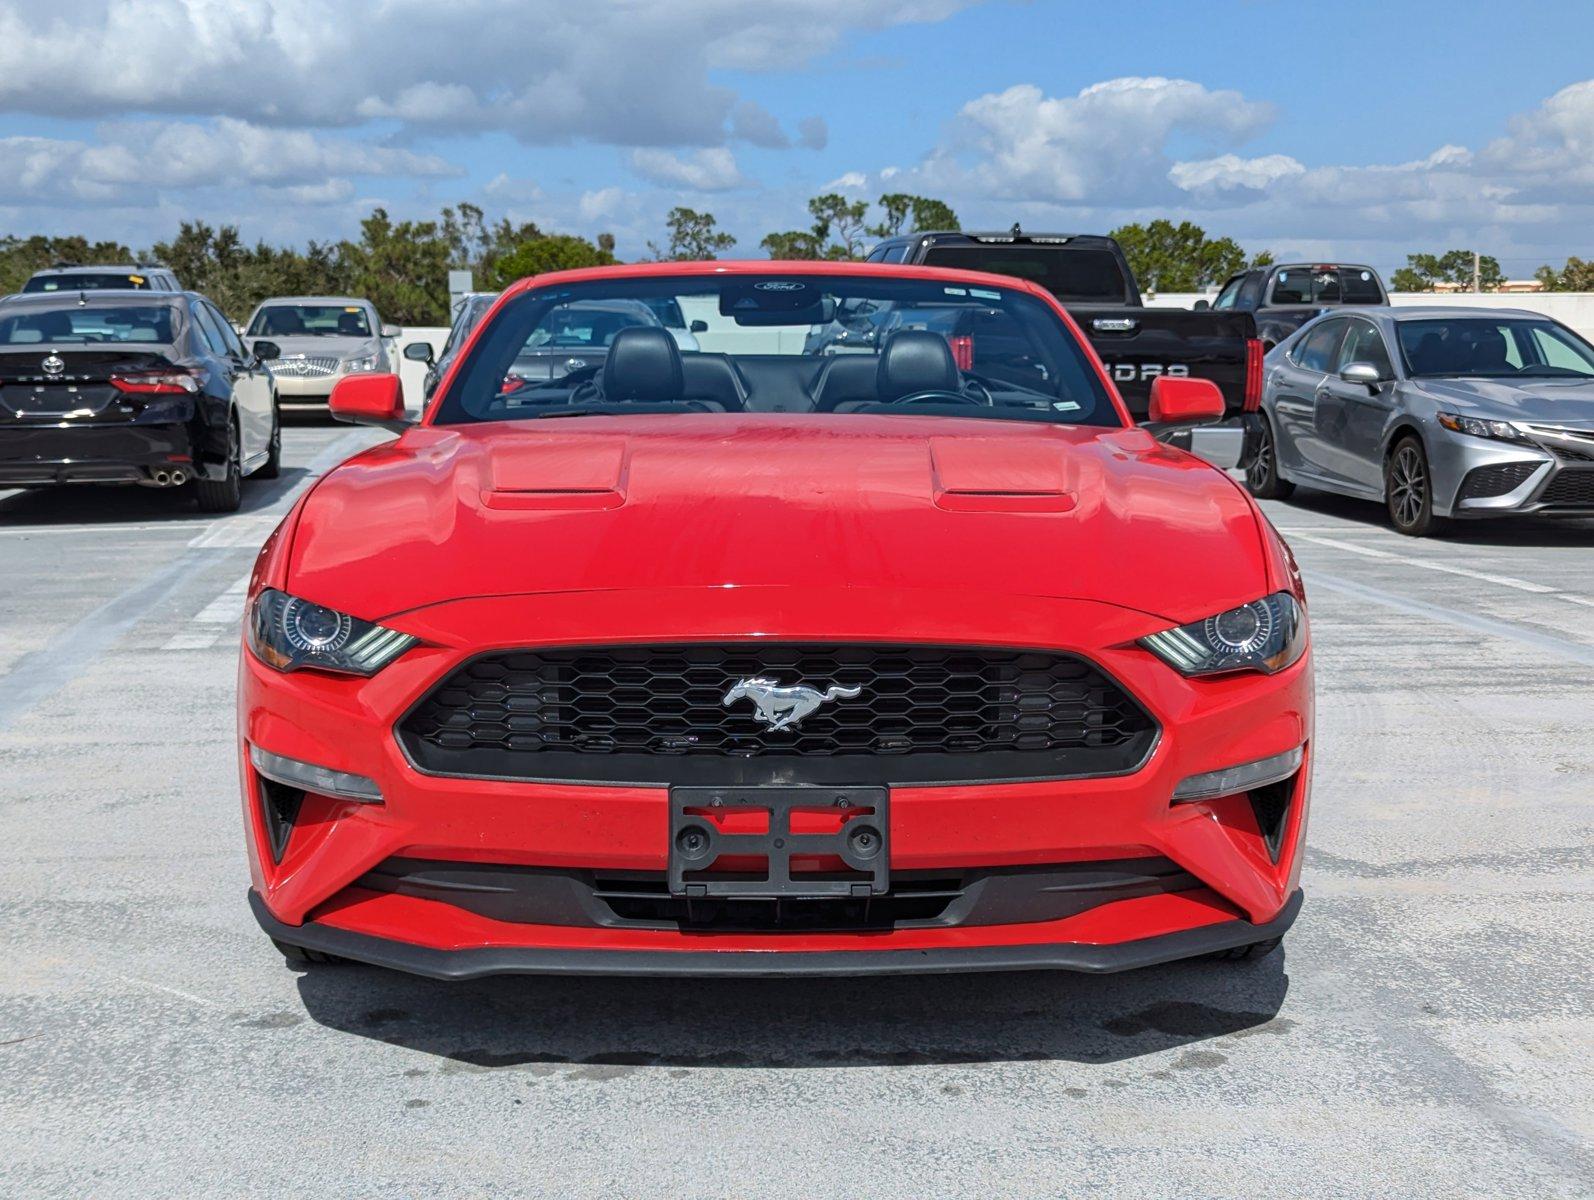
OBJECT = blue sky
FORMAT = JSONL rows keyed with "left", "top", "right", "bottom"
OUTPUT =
{"left": 4, "top": 0, "right": 1594, "bottom": 278}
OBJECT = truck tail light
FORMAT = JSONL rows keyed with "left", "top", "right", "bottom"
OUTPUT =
{"left": 111, "top": 369, "right": 200, "bottom": 395}
{"left": 1243, "top": 338, "right": 1263, "bottom": 412}
{"left": 947, "top": 335, "right": 974, "bottom": 371}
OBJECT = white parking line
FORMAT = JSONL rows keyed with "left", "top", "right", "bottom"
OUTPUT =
{"left": 160, "top": 573, "right": 251, "bottom": 651}
{"left": 187, "top": 516, "right": 281, "bottom": 549}
{"left": 1287, "top": 532, "right": 1560, "bottom": 595}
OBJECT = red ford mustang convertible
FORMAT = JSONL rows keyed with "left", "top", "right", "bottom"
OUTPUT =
{"left": 239, "top": 261, "right": 1312, "bottom": 978}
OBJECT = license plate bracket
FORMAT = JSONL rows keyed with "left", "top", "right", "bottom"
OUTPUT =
{"left": 667, "top": 786, "right": 889, "bottom": 899}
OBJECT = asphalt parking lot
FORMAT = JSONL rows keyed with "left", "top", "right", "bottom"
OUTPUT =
{"left": 0, "top": 425, "right": 1590, "bottom": 1199}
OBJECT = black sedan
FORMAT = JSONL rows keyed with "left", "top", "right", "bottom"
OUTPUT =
{"left": 0, "top": 290, "right": 281, "bottom": 512}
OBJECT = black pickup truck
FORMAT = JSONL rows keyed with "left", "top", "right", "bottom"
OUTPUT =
{"left": 861, "top": 229, "right": 1262, "bottom": 460}
{"left": 1200, "top": 262, "right": 1389, "bottom": 351}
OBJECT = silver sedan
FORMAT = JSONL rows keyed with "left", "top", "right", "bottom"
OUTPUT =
{"left": 1247, "top": 305, "right": 1594, "bottom": 534}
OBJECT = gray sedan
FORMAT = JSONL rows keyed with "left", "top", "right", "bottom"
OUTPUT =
{"left": 1247, "top": 305, "right": 1594, "bottom": 534}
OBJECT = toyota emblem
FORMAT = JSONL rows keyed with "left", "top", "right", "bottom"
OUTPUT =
{"left": 41, "top": 354, "right": 65, "bottom": 376}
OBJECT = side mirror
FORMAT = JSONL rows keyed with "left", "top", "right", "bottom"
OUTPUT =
{"left": 1193, "top": 299, "right": 1211, "bottom": 311}
{"left": 329, "top": 373, "right": 413, "bottom": 432}
{"left": 252, "top": 340, "right": 281, "bottom": 362}
{"left": 1147, "top": 376, "right": 1225, "bottom": 427}
{"left": 403, "top": 341, "right": 435, "bottom": 364}
{"left": 689, "top": 319, "right": 708, "bottom": 333}
{"left": 1340, "top": 361, "right": 1385, "bottom": 386}
{"left": 380, "top": 323, "right": 401, "bottom": 339}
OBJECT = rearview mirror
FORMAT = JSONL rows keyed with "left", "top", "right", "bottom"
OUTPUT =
{"left": 330, "top": 373, "right": 413, "bottom": 432}
{"left": 1147, "top": 376, "right": 1225, "bottom": 427}
{"left": 380, "top": 323, "right": 401, "bottom": 339}
{"left": 403, "top": 341, "right": 435, "bottom": 363}
{"left": 689, "top": 319, "right": 708, "bottom": 333}
{"left": 1193, "top": 299, "right": 1211, "bottom": 311}
{"left": 1340, "top": 361, "right": 1385, "bottom": 386}
{"left": 252, "top": 340, "right": 281, "bottom": 362}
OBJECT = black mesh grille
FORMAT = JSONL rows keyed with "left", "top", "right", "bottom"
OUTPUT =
{"left": 399, "top": 643, "right": 1158, "bottom": 786}
{"left": 1457, "top": 461, "right": 1540, "bottom": 501}
{"left": 1539, "top": 469, "right": 1594, "bottom": 507}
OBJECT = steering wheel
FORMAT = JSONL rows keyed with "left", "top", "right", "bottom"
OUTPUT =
{"left": 889, "top": 386, "right": 988, "bottom": 408}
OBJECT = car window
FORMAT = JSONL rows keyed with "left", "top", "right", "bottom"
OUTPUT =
{"left": 1528, "top": 325, "right": 1594, "bottom": 372}
{"left": 1270, "top": 270, "right": 1311, "bottom": 305}
{"left": 1340, "top": 269, "right": 1383, "bottom": 304}
{"left": 23, "top": 272, "right": 155, "bottom": 293}
{"left": 205, "top": 303, "right": 247, "bottom": 358}
{"left": 190, "top": 304, "right": 231, "bottom": 357}
{"left": 921, "top": 246, "right": 1131, "bottom": 303}
{"left": 1212, "top": 276, "right": 1244, "bottom": 310}
{"left": 1397, "top": 317, "right": 1594, "bottom": 378}
{"left": 247, "top": 304, "right": 372, "bottom": 338}
{"left": 435, "top": 273, "right": 1120, "bottom": 429}
{"left": 0, "top": 303, "right": 177, "bottom": 345}
{"left": 1293, "top": 319, "right": 1346, "bottom": 371}
{"left": 1335, "top": 320, "right": 1393, "bottom": 376}
{"left": 880, "top": 245, "right": 907, "bottom": 264}
{"left": 864, "top": 246, "right": 888, "bottom": 263}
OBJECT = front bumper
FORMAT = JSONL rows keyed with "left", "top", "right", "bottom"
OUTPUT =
{"left": 1434, "top": 427, "right": 1594, "bottom": 518}
{"left": 239, "top": 588, "right": 1314, "bottom": 977}
{"left": 0, "top": 421, "right": 193, "bottom": 486}
{"left": 273, "top": 375, "right": 343, "bottom": 406}
{"left": 252, "top": 887, "right": 1302, "bottom": 977}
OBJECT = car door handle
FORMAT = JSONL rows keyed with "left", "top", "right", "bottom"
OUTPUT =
{"left": 1092, "top": 317, "right": 1138, "bottom": 333}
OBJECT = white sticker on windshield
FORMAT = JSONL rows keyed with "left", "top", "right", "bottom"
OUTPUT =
{"left": 1052, "top": 399, "right": 1082, "bottom": 412}
{"left": 942, "top": 287, "right": 968, "bottom": 296}
{"left": 970, "top": 288, "right": 1002, "bottom": 300}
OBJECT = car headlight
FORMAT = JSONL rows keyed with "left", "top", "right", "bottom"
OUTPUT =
{"left": 342, "top": 355, "right": 379, "bottom": 374}
{"left": 247, "top": 588, "right": 416, "bottom": 676}
{"left": 1437, "top": 412, "right": 1530, "bottom": 443}
{"left": 1141, "top": 592, "right": 1306, "bottom": 676}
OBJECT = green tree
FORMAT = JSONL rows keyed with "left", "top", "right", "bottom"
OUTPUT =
{"left": 1533, "top": 256, "right": 1594, "bottom": 291}
{"left": 0, "top": 234, "right": 136, "bottom": 295}
{"left": 1390, "top": 250, "right": 1504, "bottom": 293}
{"left": 152, "top": 221, "right": 347, "bottom": 320}
{"left": 807, "top": 193, "right": 870, "bottom": 260}
{"left": 649, "top": 207, "right": 735, "bottom": 261}
{"left": 759, "top": 229, "right": 825, "bottom": 259}
{"left": 441, "top": 202, "right": 544, "bottom": 285}
{"left": 869, "top": 193, "right": 960, "bottom": 238}
{"left": 337, "top": 208, "right": 453, "bottom": 325}
{"left": 1108, "top": 219, "right": 1263, "bottom": 292}
{"left": 488, "top": 234, "right": 616, "bottom": 287}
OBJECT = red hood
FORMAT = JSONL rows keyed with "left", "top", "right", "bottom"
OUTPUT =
{"left": 287, "top": 414, "right": 1266, "bottom": 624}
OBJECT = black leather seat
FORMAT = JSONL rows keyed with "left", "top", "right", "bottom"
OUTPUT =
{"left": 875, "top": 329, "right": 962, "bottom": 402}
{"left": 602, "top": 326, "right": 684, "bottom": 402}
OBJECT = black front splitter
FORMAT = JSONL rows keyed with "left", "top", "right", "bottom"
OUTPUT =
{"left": 249, "top": 888, "right": 1302, "bottom": 980}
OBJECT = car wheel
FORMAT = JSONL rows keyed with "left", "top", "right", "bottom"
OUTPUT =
{"left": 194, "top": 416, "right": 243, "bottom": 513}
{"left": 1245, "top": 414, "right": 1295, "bottom": 500}
{"left": 271, "top": 938, "right": 342, "bottom": 966}
{"left": 1384, "top": 435, "right": 1443, "bottom": 537}
{"left": 257, "top": 398, "right": 282, "bottom": 480}
{"left": 1210, "top": 936, "right": 1283, "bottom": 962}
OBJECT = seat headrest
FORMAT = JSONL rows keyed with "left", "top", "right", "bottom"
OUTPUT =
{"left": 877, "top": 330, "right": 960, "bottom": 402}
{"left": 603, "top": 326, "right": 683, "bottom": 402}
{"left": 1470, "top": 328, "right": 1509, "bottom": 370}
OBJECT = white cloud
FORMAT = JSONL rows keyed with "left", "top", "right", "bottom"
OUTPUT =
{"left": 0, "top": 0, "right": 973, "bottom": 149}
{"left": 0, "top": 118, "right": 456, "bottom": 205}
{"left": 1170, "top": 153, "right": 1306, "bottom": 195}
{"left": 627, "top": 147, "right": 746, "bottom": 191}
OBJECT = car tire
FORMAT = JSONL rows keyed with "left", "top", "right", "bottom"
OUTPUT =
{"left": 194, "top": 416, "right": 243, "bottom": 513}
{"left": 1210, "top": 936, "right": 1283, "bottom": 962}
{"left": 271, "top": 938, "right": 341, "bottom": 966}
{"left": 1245, "top": 413, "right": 1295, "bottom": 500}
{"left": 1384, "top": 435, "right": 1443, "bottom": 537}
{"left": 257, "top": 399, "right": 282, "bottom": 480}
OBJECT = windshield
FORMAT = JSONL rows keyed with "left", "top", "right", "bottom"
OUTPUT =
{"left": 0, "top": 303, "right": 176, "bottom": 346}
{"left": 247, "top": 304, "right": 370, "bottom": 338}
{"left": 1397, "top": 318, "right": 1594, "bottom": 379}
{"left": 433, "top": 272, "right": 1118, "bottom": 428}
{"left": 920, "top": 245, "right": 1130, "bottom": 303}
{"left": 1270, "top": 266, "right": 1382, "bottom": 305}
{"left": 24, "top": 272, "right": 153, "bottom": 292}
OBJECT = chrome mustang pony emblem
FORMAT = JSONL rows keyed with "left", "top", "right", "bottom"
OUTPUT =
{"left": 723, "top": 677, "right": 863, "bottom": 732}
